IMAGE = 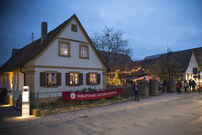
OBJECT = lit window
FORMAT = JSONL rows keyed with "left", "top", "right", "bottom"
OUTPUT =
{"left": 71, "top": 24, "right": 77, "bottom": 32}
{"left": 70, "top": 72, "right": 79, "bottom": 85}
{"left": 79, "top": 44, "right": 89, "bottom": 58}
{"left": 90, "top": 73, "right": 97, "bottom": 84}
{"left": 46, "top": 73, "right": 57, "bottom": 86}
{"left": 59, "top": 41, "right": 70, "bottom": 57}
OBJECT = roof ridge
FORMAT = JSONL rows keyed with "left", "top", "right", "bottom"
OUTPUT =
{"left": 0, "top": 14, "right": 76, "bottom": 73}
{"left": 164, "top": 46, "right": 202, "bottom": 55}
{"left": 0, "top": 14, "right": 108, "bottom": 73}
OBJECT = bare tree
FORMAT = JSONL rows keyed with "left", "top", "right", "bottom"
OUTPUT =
{"left": 91, "top": 26, "right": 131, "bottom": 67}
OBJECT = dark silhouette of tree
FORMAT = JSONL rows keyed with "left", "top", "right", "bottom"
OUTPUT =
{"left": 91, "top": 26, "right": 131, "bottom": 67}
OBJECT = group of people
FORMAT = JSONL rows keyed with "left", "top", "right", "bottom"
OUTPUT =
{"left": 131, "top": 78, "right": 198, "bottom": 101}
{"left": 176, "top": 79, "right": 196, "bottom": 94}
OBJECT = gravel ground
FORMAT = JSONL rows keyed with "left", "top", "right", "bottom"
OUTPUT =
{"left": 1, "top": 93, "right": 202, "bottom": 135}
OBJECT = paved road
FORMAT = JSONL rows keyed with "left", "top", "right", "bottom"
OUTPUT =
{"left": 1, "top": 93, "right": 202, "bottom": 135}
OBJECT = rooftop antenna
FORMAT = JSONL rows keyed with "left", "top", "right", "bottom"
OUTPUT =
{"left": 31, "top": 33, "right": 34, "bottom": 42}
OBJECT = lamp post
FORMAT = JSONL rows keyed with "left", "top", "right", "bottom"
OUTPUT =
{"left": 22, "top": 86, "right": 30, "bottom": 116}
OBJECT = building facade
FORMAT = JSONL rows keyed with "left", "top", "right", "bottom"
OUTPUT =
{"left": 133, "top": 47, "right": 202, "bottom": 87}
{"left": 0, "top": 14, "right": 107, "bottom": 104}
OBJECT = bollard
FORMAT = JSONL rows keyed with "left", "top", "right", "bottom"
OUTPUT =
{"left": 22, "top": 86, "right": 30, "bottom": 116}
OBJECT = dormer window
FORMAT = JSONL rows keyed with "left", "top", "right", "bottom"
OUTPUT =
{"left": 79, "top": 44, "right": 89, "bottom": 59}
{"left": 71, "top": 24, "right": 77, "bottom": 32}
{"left": 58, "top": 40, "right": 70, "bottom": 57}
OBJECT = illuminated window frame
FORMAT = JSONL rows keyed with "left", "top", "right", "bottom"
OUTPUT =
{"left": 58, "top": 40, "right": 70, "bottom": 57}
{"left": 70, "top": 72, "right": 79, "bottom": 85}
{"left": 46, "top": 72, "right": 57, "bottom": 86}
{"left": 90, "top": 73, "right": 97, "bottom": 84}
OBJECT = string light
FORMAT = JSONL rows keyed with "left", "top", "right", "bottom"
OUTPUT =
{"left": 107, "top": 70, "right": 122, "bottom": 86}
{"left": 108, "top": 67, "right": 143, "bottom": 74}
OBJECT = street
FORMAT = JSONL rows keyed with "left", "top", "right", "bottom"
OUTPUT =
{"left": 1, "top": 93, "right": 202, "bottom": 135}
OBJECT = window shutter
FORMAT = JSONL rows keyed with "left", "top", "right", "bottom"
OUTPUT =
{"left": 79, "top": 73, "right": 83, "bottom": 85}
{"left": 86, "top": 73, "right": 90, "bottom": 85}
{"left": 97, "top": 73, "right": 101, "bottom": 84}
{"left": 56, "top": 73, "right": 61, "bottom": 86}
{"left": 66, "top": 73, "right": 70, "bottom": 86}
{"left": 40, "top": 72, "right": 46, "bottom": 87}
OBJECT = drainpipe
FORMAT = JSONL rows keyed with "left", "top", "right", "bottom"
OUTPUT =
{"left": 20, "top": 67, "right": 26, "bottom": 86}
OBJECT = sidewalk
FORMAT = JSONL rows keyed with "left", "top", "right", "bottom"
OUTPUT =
{"left": 0, "top": 93, "right": 200, "bottom": 132}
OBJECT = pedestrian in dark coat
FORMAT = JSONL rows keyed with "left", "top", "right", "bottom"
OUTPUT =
{"left": 184, "top": 80, "right": 189, "bottom": 93}
{"left": 133, "top": 82, "right": 140, "bottom": 101}
{"left": 189, "top": 79, "right": 192, "bottom": 91}
{"left": 176, "top": 81, "right": 181, "bottom": 94}
{"left": 163, "top": 80, "right": 167, "bottom": 93}
{"left": 191, "top": 80, "right": 196, "bottom": 92}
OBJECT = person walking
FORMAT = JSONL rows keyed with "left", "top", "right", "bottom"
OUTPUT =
{"left": 184, "top": 80, "right": 189, "bottom": 93}
{"left": 176, "top": 81, "right": 181, "bottom": 94}
{"left": 163, "top": 80, "right": 167, "bottom": 93}
{"left": 133, "top": 82, "right": 140, "bottom": 101}
{"left": 179, "top": 80, "right": 182, "bottom": 92}
{"left": 191, "top": 80, "right": 196, "bottom": 92}
{"left": 189, "top": 79, "right": 192, "bottom": 91}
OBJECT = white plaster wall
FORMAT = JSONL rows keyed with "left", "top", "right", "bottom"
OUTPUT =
{"left": 0, "top": 72, "right": 23, "bottom": 99}
{"left": 12, "top": 72, "right": 24, "bottom": 99}
{"left": 59, "top": 19, "right": 88, "bottom": 42}
{"left": 35, "top": 18, "right": 103, "bottom": 69}
{"left": 33, "top": 18, "right": 106, "bottom": 94}
{"left": 34, "top": 68, "right": 103, "bottom": 93}
{"left": 35, "top": 40, "right": 103, "bottom": 68}
{"left": 186, "top": 54, "right": 199, "bottom": 74}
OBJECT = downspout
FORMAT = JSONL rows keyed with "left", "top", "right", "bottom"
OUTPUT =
{"left": 20, "top": 67, "right": 26, "bottom": 86}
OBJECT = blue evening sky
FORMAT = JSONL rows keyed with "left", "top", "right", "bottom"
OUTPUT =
{"left": 0, "top": 0, "right": 202, "bottom": 66}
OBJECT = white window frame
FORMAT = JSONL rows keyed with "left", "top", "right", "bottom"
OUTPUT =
{"left": 79, "top": 44, "right": 89, "bottom": 59}
{"left": 59, "top": 41, "right": 70, "bottom": 57}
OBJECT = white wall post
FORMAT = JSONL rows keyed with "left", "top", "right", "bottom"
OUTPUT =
{"left": 22, "top": 86, "right": 30, "bottom": 116}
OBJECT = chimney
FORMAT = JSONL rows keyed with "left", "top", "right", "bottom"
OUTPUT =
{"left": 41, "top": 22, "right": 47, "bottom": 43}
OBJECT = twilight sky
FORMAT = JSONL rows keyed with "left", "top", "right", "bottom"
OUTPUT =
{"left": 0, "top": 0, "right": 202, "bottom": 66}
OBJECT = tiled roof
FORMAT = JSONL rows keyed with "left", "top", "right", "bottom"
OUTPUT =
{"left": 0, "top": 14, "right": 107, "bottom": 74}
{"left": 98, "top": 50, "right": 134, "bottom": 71}
{"left": 134, "top": 47, "right": 202, "bottom": 73}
